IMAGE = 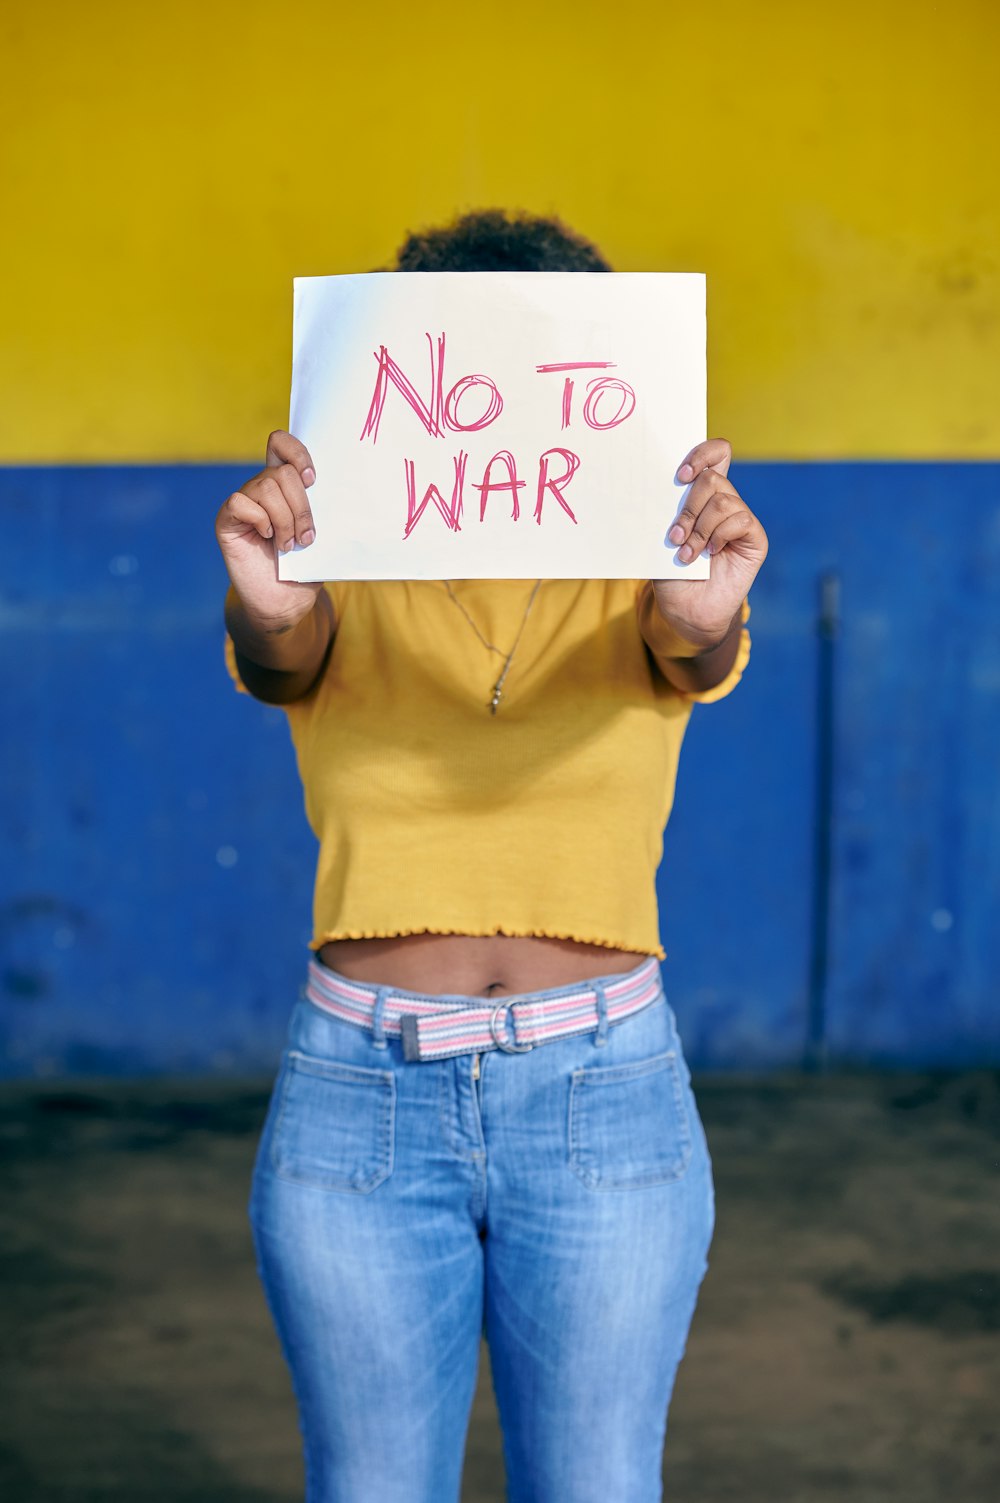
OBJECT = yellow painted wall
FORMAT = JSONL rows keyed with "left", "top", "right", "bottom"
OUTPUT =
{"left": 1, "top": 0, "right": 997, "bottom": 461}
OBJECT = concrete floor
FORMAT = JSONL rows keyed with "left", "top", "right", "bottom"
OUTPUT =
{"left": 1, "top": 1070, "right": 998, "bottom": 1501}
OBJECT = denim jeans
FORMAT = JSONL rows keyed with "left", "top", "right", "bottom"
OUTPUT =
{"left": 248, "top": 960, "right": 715, "bottom": 1503}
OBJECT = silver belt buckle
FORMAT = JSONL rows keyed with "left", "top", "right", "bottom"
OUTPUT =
{"left": 489, "top": 999, "right": 533, "bottom": 1054}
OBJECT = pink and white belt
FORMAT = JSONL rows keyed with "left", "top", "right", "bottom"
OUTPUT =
{"left": 304, "top": 955, "right": 664, "bottom": 1063}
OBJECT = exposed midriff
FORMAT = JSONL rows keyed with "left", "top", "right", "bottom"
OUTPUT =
{"left": 317, "top": 931, "right": 648, "bottom": 997}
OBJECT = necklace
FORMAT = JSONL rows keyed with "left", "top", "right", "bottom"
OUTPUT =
{"left": 441, "top": 580, "right": 542, "bottom": 713}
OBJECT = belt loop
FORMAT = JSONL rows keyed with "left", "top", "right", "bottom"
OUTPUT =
{"left": 371, "top": 987, "right": 390, "bottom": 1049}
{"left": 593, "top": 980, "right": 609, "bottom": 1047}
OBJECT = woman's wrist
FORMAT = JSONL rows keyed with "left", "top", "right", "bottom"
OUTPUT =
{"left": 225, "top": 585, "right": 332, "bottom": 675}
{"left": 637, "top": 581, "right": 739, "bottom": 661}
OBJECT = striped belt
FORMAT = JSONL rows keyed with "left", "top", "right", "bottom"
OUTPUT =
{"left": 304, "top": 955, "right": 663, "bottom": 1063}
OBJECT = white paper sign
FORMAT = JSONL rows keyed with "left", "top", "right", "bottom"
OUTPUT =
{"left": 280, "top": 271, "right": 709, "bottom": 581}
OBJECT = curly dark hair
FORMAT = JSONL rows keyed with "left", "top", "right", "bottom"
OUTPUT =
{"left": 392, "top": 209, "right": 612, "bottom": 273}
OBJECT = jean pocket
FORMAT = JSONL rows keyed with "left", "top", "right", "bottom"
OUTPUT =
{"left": 568, "top": 1049, "right": 693, "bottom": 1190}
{"left": 269, "top": 1049, "right": 395, "bottom": 1193}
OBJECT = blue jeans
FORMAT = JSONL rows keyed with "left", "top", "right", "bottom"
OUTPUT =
{"left": 248, "top": 961, "right": 715, "bottom": 1503}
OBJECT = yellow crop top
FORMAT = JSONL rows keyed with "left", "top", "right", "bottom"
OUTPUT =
{"left": 224, "top": 579, "right": 751, "bottom": 960}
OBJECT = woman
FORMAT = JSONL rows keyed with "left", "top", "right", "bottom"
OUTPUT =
{"left": 216, "top": 211, "right": 768, "bottom": 1503}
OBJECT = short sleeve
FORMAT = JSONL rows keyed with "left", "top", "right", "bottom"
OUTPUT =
{"left": 223, "top": 631, "right": 251, "bottom": 695}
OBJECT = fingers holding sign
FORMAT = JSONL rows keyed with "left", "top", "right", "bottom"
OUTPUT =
{"left": 218, "top": 431, "right": 317, "bottom": 554}
{"left": 669, "top": 439, "right": 766, "bottom": 569}
{"left": 675, "top": 437, "right": 731, "bottom": 485}
{"left": 649, "top": 438, "right": 768, "bottom": 651}
{"left": 215, "top": 429, "right": 324, "bottom": 632}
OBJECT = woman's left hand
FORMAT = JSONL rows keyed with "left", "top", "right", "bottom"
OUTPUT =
{"left": 653, "top": 438, "right": 768, "bottom": 648}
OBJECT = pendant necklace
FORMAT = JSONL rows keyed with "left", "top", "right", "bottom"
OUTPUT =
{"left": 441, "top": 580, "right": 542, "bottom": 714}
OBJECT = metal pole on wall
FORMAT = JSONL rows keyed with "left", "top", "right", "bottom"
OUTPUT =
{"left": 805, "top": 570, "right": 840, "bottom": 1071}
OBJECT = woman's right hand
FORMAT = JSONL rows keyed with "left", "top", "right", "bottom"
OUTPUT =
{"left": 215, "top": 430, "right": 322, "bottom": 628}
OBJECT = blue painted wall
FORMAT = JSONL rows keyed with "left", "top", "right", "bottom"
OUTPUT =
{"left": 2, "top": 462, "right": 998, "bottom": 1076}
